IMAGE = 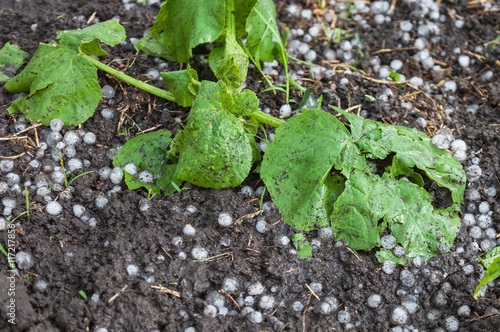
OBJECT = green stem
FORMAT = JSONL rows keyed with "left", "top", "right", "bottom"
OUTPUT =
{"left": 226, "top": 0, "right": 236, "bottom": 39}
{"left": 249, "top": 110, "right": 284, "bottom": 128}
{"left": 80, "top": 54, "right": 176, "bottom": 103}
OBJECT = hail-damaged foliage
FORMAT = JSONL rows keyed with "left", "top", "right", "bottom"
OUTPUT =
{"left": 261, "top": 107, "right": 466, "bottom": 265}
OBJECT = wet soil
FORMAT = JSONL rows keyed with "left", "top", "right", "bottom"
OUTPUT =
{"left": 1, "top": 0, "right": 500, "bottom": 331}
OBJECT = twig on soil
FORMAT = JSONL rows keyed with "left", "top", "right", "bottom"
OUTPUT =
{"left": 463, "top": 50, "right": 486, "bottom": 62}
{"left": 234, "top": 210, "right": 261, "bottom": 225}
{"left": 0, "top": 152, "right": 26, "bottom": 159}
{"left": 302, "top": 292, "right": 312, "bottom": 332}
{"left": 86, "top": 12, "right": 96, "bottom": 25}
{"left": 220, "top": 289, "right": 241, "bottom": 310}
{"left": 140, "top": 124, "right": 163, "bottom": 135}
{"left": 466, "top": 311, "right": 500, "bottom": 323}
{"left": 0, "top": 135, "right": 28, "bottom": 141}
{"left": 346, "top": 247, "right": 362, "bottom": 262}
{"left": 108, "top": 285, "right": 128, "bottom": 303}
{"left": 161, "top": 246, "right": 173, "bottom": 259}
{"left": 194, "top": 252, "right": 233, "bottom": 263}
{"left": 360, "top": 74, "right": 410, "bottom": 86}
{"left": 305, "top": 283, "right": 321, "bottom": 301}
{"left": 151, "top": 285, "right": 181, "bottom": 298}
{"left": 372, "top": 46, "right": 418, "bottom": 55}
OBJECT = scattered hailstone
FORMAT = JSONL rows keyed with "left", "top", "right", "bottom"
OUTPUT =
{"left": 139, "top": 200, "right": 151, "bottom": 212}
{"left": 123, "top": 162, "right": 138, "bottom": 176}
{"left": 279, "top": 104, "right": 291, "bottom": 116}
{"left": 110, "top": 167, "right": 124, "bottom": 184}
{"left": 248, "top": 311, "right": 263, "bottom": 324}
{"left": 367, "top": 294, "right": 382, "bottom": 308}
{"left": 101, "top": 108, "right": 114, "bottom": 119}
{"left": 138, "top": 170, "right": 154, "bottom": 183}
{"left": 278, "top": 235, "right": 290, "bottom": 246}
{"left": 466, "top": 165, "right": 482, "bottom": 182}
{"left": 338, "top": 311, "right": 351, "bottom": 324}
{"left": 458, "top": 55, "right": 470, "bottom": 68}
{"left": 172, "top": 236, "right": 182, "bottom": 246}
{"left": 50, "top": 119, "right": 64, "bottom": 132}
{"left": 381, "top": 235, "right": 397, "bottom": 250}
{"left": 218, "top": 213, "right": 233, "bottom": 227}
{"left": 222, "top": 277, "right": 239, "bottom": 293}
{"left": 382, "top": 260, "right": 397, "bottom": 274}
{"left": 64, "top": 131, "right": 81, "bottom": 146}
{"left": 102, "top": 85, "right": 115, "bottom": 99}
{"left": 83, "top": 132, "right": 96, "bottom": 144}
{"left": 309, "top": 282, "right": 322, "bottom": 294}
{"left": 240, "top": 186, "right": 253, "bottom": 197}
{"left": 99, "top": 167, "right": 112, "bottom": 180}
{"left": 256, "top": 219, "right": 267, "bottom": 233}
{"left": 67, "top": 158, "right": 83, "bottom": 172}
{"left": 391, "top": 306, "right": 409, "bottom": 325}
{"left": 259, "top": 295, "right": 275, "bottom": 310}
{"left": 183, "top": 224, "right": 196, "bottom": 236}
{"left": 443, "top": 80, "right": 457, "bottom": 93}
{"left": 318, "top": 227, "right": 333, "bottom": 239}
{"left": 72, "top": 204, "right": 86, "bottom": 218}
{"left": 15, "top": 251, "right": 34, "bottom": 269}
{"left": 444, "top": 316, "right": 459, "bottom": 331}
{"left": 46, "top": 201, "right": 63, "bottom": 215}
{"left": 191, "top": 247, "right": 208, "bottom": 260}
{"left": 126, "top": 264, "right": 139, "bottom": 276}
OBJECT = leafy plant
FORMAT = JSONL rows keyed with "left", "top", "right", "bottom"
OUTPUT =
{"left": 260, "top": 107, "right": 465, "bottom": 264}
{"left": 291, "top": 233, "right": 312, "bottom": 260}
{"left": 0, "top": 42, "right": 29, "bottom": 82}
{"left": 474, "top": 247, "right": 500, "bottom": 299}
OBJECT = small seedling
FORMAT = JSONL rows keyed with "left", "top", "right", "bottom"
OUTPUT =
{"left": 49, "top": 235, "right": 63, "bottom": 248}
{"left": 55, "top": 148, "right": 94, "bottom": 188}
{"left": 23, "top": 274, "right": 31, "bottom": 282}
{"left": 474, "top": 247, "right": 500, "bottom": 299}
{"left": 78, "top": 290, "right": 88, "bottom": 300}
{"left": 0, "top": 242, "right": 16, "bottom": 270}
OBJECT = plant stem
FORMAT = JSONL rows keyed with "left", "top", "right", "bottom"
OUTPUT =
{"left": 81, "top": 54, "right": 176, "bottom": 103}
{"left": 250, "top": 110, "right": 284, "bottom": 128}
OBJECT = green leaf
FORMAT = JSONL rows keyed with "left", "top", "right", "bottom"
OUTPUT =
{"left": 57, "top": 20, "right": 126, "bottom": 55}
{"left": 389, "top": 71, "right": 401, "bottom": 82}
{"left": 479, "top": 246, "right": 500, "bottom": 269}
{"left": 136, "top": 0, "right": 225, "bottom": 63}
{"left": 291, "top": 233, "right": 312, "bottom": 260}
{"left": 234, "top": 0, "right": 258, "bottom": 38}
{"left": 245, "top": 0, "right": 281, "bottom": 63}
{"left": 160, "top": 65, "right": 200, "bottom": 107}
{"left": 474, "top": 257, "right": 500, "bottom": 300}
{"left": 376, "top": 249, "right": 406, "bottom": 265}
{"left": 113, "top": 130, "right": 181, "bottom": 196}
{"left": 172, "top": 81, "right": 255, "bottom": 189}
{"left": 0, "top": 43, "right": 29, "bottom": 82}
{"left": 214, "top": 32, "right": 249, "bottom": 92}
{"left": 262, "top": 108, "right": 466, "bottom": 263}
{"left": 5, "top": 44, "right": 101, "bottom": 126}
{"left": 297, "top": 87, "right": 320, "bottom": 111}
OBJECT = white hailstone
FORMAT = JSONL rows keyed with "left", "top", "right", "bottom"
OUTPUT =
{"left": 259, "top": 295, "right": 275, "bottom": 310}
{"left": 469, "top": 226, "right": 483, "bottom": 239}
{"left": 373, "top": 14, "right": 385, "bottom": 25}
{"left": 455, "top": 20, "right": 464, "bottom": 28}
{"left": 480, "top": 239, "right": 495, "bottom": 252}
{"left": 340, "top": 78, "right": 349, "bottom": 86}
{"left": 466, "top": 188, "right": 481, "bottom": 201}
{"left": 15, "top": 252, "right": 34, "bottom": 269}
{"left": 414, "top": 37, "right": 426, "bottom": 50}
{"left": 381, "top": 235, "right": 396, "bottom": 250}
{"left": 99, "top": 167, "right": 112, "bottom": 180}
{"left": 382, "top": 260, "right": 397, "bottom": 274}
{"left": 185, "top": 205, "right": 197, "bottom": 214}
{"left": 378, "top": 65, "right": 391, "bottom": 79}
{"left": 101, "top": 108, "right": 114, "bottom": 119}
{"left": 432, "top": 134, "right": 451, "bottom": 149}
{"left": 417, "top": 24, "right": 430, "bottom": 37}
{"left": 293, "top": 301, "right": 304, "bottom": 312}
{"left": 34, "top": 280, "right": 47, "bottom": 292}
{"left": 55, "top": 142, "right": 66, "bottom": 151}
{"left": 29, "top": 160, "right": 41, "bottom": 169}
{"left": 83, "top": 132, "right": 96, "bottom": 144}
{"left": 367, "top": 294, "right": 382, "bottom": 308}
{"left": 240, "top": 186, "right": 253, "bottom": 197}
{"left": 303, "top": 34, "right": 313, "bottom": 43}
{"left": 0, "top": 217, "right": 7, "bottom": 231}
{"left": 244, "top": 296, "right": 254, "bottom": 306}
{"left": 481, "top": 70, "right": 493, "bottom": 81}
{"left": 301, "top": 9, "right": 312, "bottom": 20}
{"left": 146, "top": 69, "right": 160, "bottom": 80}
{"left": 138, "top": 170, "right": 154, "bottom": 183}
{"left": 0, "top": 159, "right": 15, "bottom": 173}
{"left": 478, "top": 202, "right": 490, "bottom": 214}
{"left": 371, "top": 1, "right": 390, "bottom": 14}
{"left": 287, "top": 3, "right": 300, "bottom": 15}
{"left": 64, "top": 131, "right": 81, "bottom": 146}
{"left": 256, "top": 219, "right": 267, "bottom": 233}
{"left": 46, "top": 201, "right": 63, "bottom": 215}
{"left": 222, "top": 276, "right": 239, "bottom": 293}
{"left": 298, "top": 43, "right": 310, "bottom": 55}
{"left": 218, "top": 212, "right": 233, "bottom": 227}
{"left": 450, "top": 140, "right": 466, "bottom": 153}
{"left": 191, "top": 247, "right": 208, "bottom": 260}
{"left": 102, "top": 85, "right": 115, "bottom": 99}
{"left": 444, "top": 316, "right": 459, "bottom": 331}
{"left": 318, "top": 227, "right": 333, "bottom": 239}
{"left": 247, "top": 282, "right": 264, "bottom": 296}
{"left": 218, "top": 307, "right": 228, "bottom": 316}
{"left": 401, "top": 295, "right": 419, "bottom": 314}
{"left": 391, "top": 306, "right": 409, "bottom": 325}
{"left": 248, "top": 311, "right": 263, "bottom": 324}
{"left": 37, "top": 187, "right": 50, "bottom": 197}
{"left": 241, "top": 306, "right": 254, "bottom": 316}
{"left": 400, "top": 270, "right": 416, "bottom": 287}
{"left": 122, "top": 162, "right": 138, "bottom": 176}
{"left": 340, "top": 40, "right": 352, "bottom": 51}
{"left": 422, "top": 57, "right": 435, "bottom": 70}
{"left": 94, "top": 195, "right": 108, "bottom": 209}
{"left": 184, "top": 328, "right": 195, "bottom": 332}
{"left": 278, "top": 235, "right": 290, "bottom": 246}
{"left": 139, "top": 199, "right": 150, "bottom": 212}
{"left": 203, "top": 305, "right": 217, "bottom": 318}
{"left": 72, "top": 204, "right": 86, "bottom": 218}
{"left": 126, "top": 264, "right": 139, "bottom": 276}
{"left": 255, "top": 186, "right": 265, "bottom": 197}
{"left": 338, "top": 310, "right": 351, "bottom": 324}
{"left": 462, "top": 213, "right": 476, "bottom": 226}
{"left": 110, "top": 167, "right": 124, "bottom": 184}
{"left": 466, "top": 165, "right": 482, "bottom": 182}
{"left": 88, "top": 218, "right": 97, "bottom": 228}
{"left": 308, "top": 26, "right": 320, "bottom": 37}
{"left": 50, "top": 119, "right": 64, "bottom": 132}
{"left": 443, "top": 80, "right": 457, "bottom": 93}
{"left": 183, "top": 224, "right": 196, "bottom": 236}
{"left": 457, "top": 305, "right": 471, "bottom": 317}
{"left": 279, "top": 104, "right": 291, "bottom": 116}
{"left": 172, "top": 236, "right": 182, "bottom": 246}
{"left": 458, "top": 55, "right": 470, "bottom": 68}
{"left": 46, "top": 132, "right": 63, "bottom": 147}
{"left": 67, "top": 158, "right": 83, "bottom": 172}
{"left": 258, "top": 141, "right": 268, "bottom": 152}
{"left": 63, "top": 146, "right": 76, "bottom": 158}
{"left": 304, "top": 50, "right": 317, "bottom": 62}
{"left": 467, "top": 104, "right": 479, "bottom": 114}
{"left": 2, "top": 197, "right": 16, "bottom": 209}
{"left": 390, "top": 59, "right": 403, "bottom": 71}
{"left": 0, "top": 182, "right": 8, "bottom": 195}
{"left": 399, "top": 20, "right": 413, "bottom": 32}
{"left": 484, "top": 186, "right": 497, "bottom": 197}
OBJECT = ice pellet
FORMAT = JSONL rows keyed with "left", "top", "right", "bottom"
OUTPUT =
{"left": 367, "top": 294, "right": 382, "bottom": 308}
{"left": 247, "top": 282, "right": 264, "bottom": 296}
{"left": 400, "top": 270, "right": 416, "bottom": 287}
{"left": 477, "top": 214, "right": 492, "bottom": 229}
{"left": 391, "top": 306, "right": 409, "bottom": 325}
{"left": 381, "top": 235, "right": 396, "bottom": 250}
{"left": 478, "top": 202, "right": 490, "bottom": 214}
{"left": 240, "top": 186, "right": 253, "bottom": 196}
{"left": 390, "top": 59, "right": 403, "bottom": 71}
{"left": 222, "top": 277, "right": 239, "bottom": 293}
{"left": 393, "top": 246, "right": 406, "bottom": 258}
{"left": 458, "top": 55, "right": 470, "bottom": 68}
{"left": 256, "top": 219, "right": 267, "bottom": 233}
{"left": 382, "top": 260, "right": 397, "bottom": 274}
{"left": 101, "top": 108, "right": 114, "bottom": 119}
{"left": 444, "top": 316, "right": 459, "bottom": 331}
{"left": 50, "top": 119, "right": 64, "bottom": 132}
{"left": 72, "top": 204, "right": 86, "bottom": 218}
{"left": 67, "top": 158, "right": 83, "bottom": 172}
{"left": 457, "top": 305, "right": 470, "bottom": 317}
{"left": 64, "top": 131, "right": 81, "bottom": 146}
{"left": 466, "top": 165, "right": 482, "bottom": 182}
{"left": 248, "top": 311, "right": 263, "bottom": 324}
{"left": 338, "top": 310, "right": 351, "bottom": 323}
{"left": 0, "top": 159, "right": 15, "bottom": 173}
{"left": 183, "top": 224, "right": 196, "bottom": 236}
{"left": 138, "top": 170, "right": 154, "bottom": 183}
{"left": 126, "top": 264, "right": 139, "bottom": 276}
{"left": 259, "top": 295, "right": 275, "bottom": 310}
{"left": 83, "top": 132, "right": 96, "bottom": 144}
{"left": 292, "top": 301, "right": 304, "bottom": 312}
{"left": 279, "top": 104, "right": 291, "bottom": 116}
{"left": 450, "top": 140, "right": 466, "bottom": 153}
{"left": 218, "top": 213, "right": 233, "bottom": 227}
{"left": 46, "top": 201, "right": 63, "bottom": 215}
{"left": 102, "top": 85, "right": 115, "bottom": 99}
{"left": 15, "top": 251, "right": 34, "bottom": 269}
{"left": 110, "top": 167, "right": 124, "bottom": 184}
{"left": 191, "top": 247, "right": 208, "bottom": 260}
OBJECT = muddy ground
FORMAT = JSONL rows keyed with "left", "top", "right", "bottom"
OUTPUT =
{"left": 0, "top": 0, "right": 500, "bottom": 331}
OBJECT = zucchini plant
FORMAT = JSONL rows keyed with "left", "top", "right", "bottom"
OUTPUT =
{"left": 3, "top": 0, "right": 466, "bottom": 266}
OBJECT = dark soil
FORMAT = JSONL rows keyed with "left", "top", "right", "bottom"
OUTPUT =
{"left": 1, "top": 0, "right": 499, "bottom": 331}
